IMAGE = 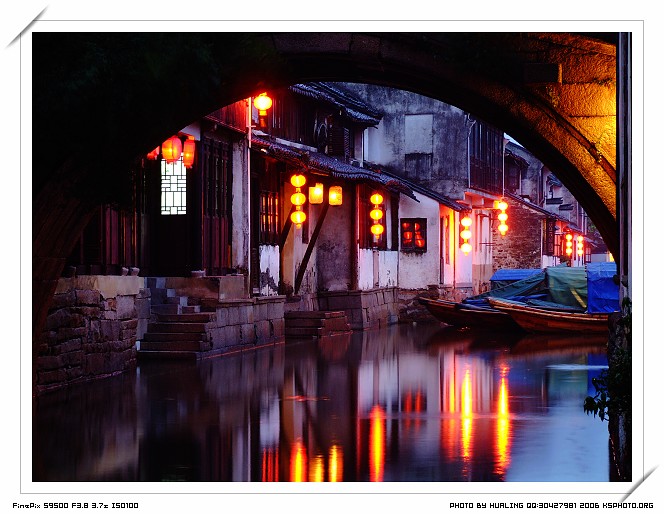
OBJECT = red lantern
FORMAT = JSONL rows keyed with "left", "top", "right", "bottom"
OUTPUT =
{"left": 146, "top": 146, "right": 160, "bottom": 160}
{"left": 182, "top": 138, "right": 196, "bottom": 168}
{"left": 162, "top": 136, "right": 182, "bottom": 163}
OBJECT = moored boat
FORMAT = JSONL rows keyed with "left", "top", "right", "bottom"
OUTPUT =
{"left": 418, "top": 297, "right": 522, "bottom": 331}
{"left": 486, "top": 297, "right": 610, "bottom": 334}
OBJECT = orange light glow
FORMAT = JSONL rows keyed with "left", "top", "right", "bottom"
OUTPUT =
{"left": 328, "top": 445, "right": 343, "bottom": 482}
{"left": 261, "top": 447, "right": 279, "bottom": 482}
{"left": 460, "top": 229, "right": 472, "bottom": 240}
{"left": 290, "top": 440, "right": 307, "bottom": 482}
{"left": 369, "top": 405, "right": 385, "bottom": 482}
{"left": 461, "top": 242, "right": 472, "bottom": 254}
{"left": 498, "top": 224, "right": 508, "bottom": 235}
{"left": 461, "top": 216, "right": 472, "bottom": 227}
{"left": 146, "top": 146, "right": 160, "bottom": 160}
{"left": 497, "top": 201, "right": 508, "bottom": 211}
{"left": 498, "top": 212, "right": 508, "bottom": 222}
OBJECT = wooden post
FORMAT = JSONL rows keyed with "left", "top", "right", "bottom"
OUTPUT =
{"left": 294, "top": 199, "right": 330, "bottom": 295}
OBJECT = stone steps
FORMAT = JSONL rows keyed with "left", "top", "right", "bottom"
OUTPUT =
{"left": 284, "top": 310, "right": 351, "bottom": 340}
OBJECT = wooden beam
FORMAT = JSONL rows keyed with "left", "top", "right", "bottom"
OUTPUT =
{"left": 279, "top": 204, "right": 296, "bottom": 251}
{"left": 294, "top": 199, "right": 330, "bottom": 295}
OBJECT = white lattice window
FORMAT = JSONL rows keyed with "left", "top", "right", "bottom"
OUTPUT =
{"left": 161, "top": 159, "right": 187, "bottom": 215}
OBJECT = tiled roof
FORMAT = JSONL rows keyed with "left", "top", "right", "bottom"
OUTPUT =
{"left": 289, "top": 82, "right": 382, "bottom": 126}
{"left": 251, "top": 135, "right": 414, "bottom": 197}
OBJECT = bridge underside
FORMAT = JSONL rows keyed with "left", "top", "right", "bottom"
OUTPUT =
{"left": 32, "top": 32, "right": 620, "bottom": 339}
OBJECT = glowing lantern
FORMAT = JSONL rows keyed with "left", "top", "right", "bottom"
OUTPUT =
{"left": 329, "top": 186, "right": 343, "bottom": 205}
{"left": 577, "top": 235, "right": 584, "bottom": 257}
{"left": 253, "top": 93, "right": 273, "bottom": 116}
{"left": 369, "top": 191, "right": 384, "bottom": 241}
{"left": 495, "top": 199, "right": 509, "bottom": 236}
{"left": 162, "top": 136, "right": 182, "bottom": 163}
{"left": 460, "top": 214, "right": 472, "bottom": 254}
{"left": 146, "top": 146, "right": 160, "bottom": 160}
{"left": 309, "top": 183, "right": 324, "bottom": 204}
{"left": 290, "top": 208, "right": 306, "bottom": 228}
{"left": 565, "top": 233, "right": 573, "bottom": 256}
{"left": 370, "top": 193, "right": 384, "bottom": 205}
{"left": 415, "top": 235, "right": 425, "bottom": 248}
{"left": 291, "top": 191, "right": 306, "bottom": 207}
{"left": 182, "top": 138, "right": 196, "bottom": 168}
{"left": 370, "top": 207, "right": 384, "bottom": 221}
{"left": 403, "top": 231, "right": 413, "bottom": 242}
{"left": 290, "top": 174, "right": 306, "bottom": 188}
{"left": 371, "top": 224, "right": 385, "bottom": 236}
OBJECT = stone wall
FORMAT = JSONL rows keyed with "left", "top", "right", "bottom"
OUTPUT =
{"left": 208, "top": 296, "right": 285, "bottom": 351}
{"left": 317, "top": 287, "right": 399, "bottom": 330}
{"left": 36, "top": 276, "right": 148, "bottom": 394}
{"left": 492, "top": 202, "right": 545, "bottom": 272}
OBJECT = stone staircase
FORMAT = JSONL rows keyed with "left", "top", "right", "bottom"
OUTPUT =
{"left": 284, "top": 310, "right": 351, "bottom": 340}
{"left": 137, "top": 281, "right": 215, "bottom": 360}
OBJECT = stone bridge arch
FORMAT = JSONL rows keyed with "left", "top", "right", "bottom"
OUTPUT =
{"left": 32, "top": 32, "right": 622, "bottom": 338}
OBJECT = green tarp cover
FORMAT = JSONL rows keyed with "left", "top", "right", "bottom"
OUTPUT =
{"left": 468, "top": 271, "right": 546, "bottom": 302}
{"left": 546, "top": 266, "right": 587, "bottom": 309}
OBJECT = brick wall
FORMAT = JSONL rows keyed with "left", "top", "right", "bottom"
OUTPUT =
{"left": 492, "top": 202, "right": 544, "bottom": 272}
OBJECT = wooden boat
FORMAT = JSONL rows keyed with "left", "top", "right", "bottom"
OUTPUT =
{"left": 486, "top": 297, "right": 610, "bottom": 334}
{"left": 418, "top": 297, "right": 523, "bottom": 331}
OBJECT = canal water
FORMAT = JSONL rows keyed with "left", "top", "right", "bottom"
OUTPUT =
{"left": 32, "top": 323, "right": 610, "bottom": 482}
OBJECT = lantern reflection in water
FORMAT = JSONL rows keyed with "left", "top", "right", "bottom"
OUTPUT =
{"left": 495, "top": 367, "right": 511, "bottom": 473}
{"left": 369, "top": 405, "right": 386, "bottom": 482}
{"left": 309, "top": 454, "right": 325, "bottom": 482}
{"left": 461, "top": 369, "right": 473, "bottom": 459}
{"left": 290, "top": 440, "right": 307, "bottom": 482}
{"left": 328, "top": 445, "right": 343, "bottom": 482}
{"left": 261, "top": 448, "right": 279, "bottom": 482}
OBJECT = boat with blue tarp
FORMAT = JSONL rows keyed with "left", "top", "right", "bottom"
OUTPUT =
{"left": 420, "top": 262, "right": 619, "bottom": 332}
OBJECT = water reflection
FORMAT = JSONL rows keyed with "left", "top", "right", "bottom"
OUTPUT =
{"left": 33, "top": 324, "right": 610, "bottom": 482}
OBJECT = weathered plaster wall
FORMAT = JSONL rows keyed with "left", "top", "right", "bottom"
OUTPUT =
{"left": 347, "top": 83, "right": 471, "bottom": 200}
{"left": 232, "top": 137, "right": 250, "bottom": 272}
{"left": 317, "top": 198, "right": 353, "bottom": 292}
{"left": 259, "top": 245, "right": 280, "bottom": 296}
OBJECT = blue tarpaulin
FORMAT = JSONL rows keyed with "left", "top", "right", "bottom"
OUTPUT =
{"left": 490, "top": 269, "right": 543, "bottom": 289}
{"left": 586, "top": 262, "right": 620, "bottom": 313}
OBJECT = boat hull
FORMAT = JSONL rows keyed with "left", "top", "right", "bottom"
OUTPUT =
{"left": 487, "top": 297, "right": 610, "bottom": 334}
{"left": 419, "top": 297, "right": 522, "bottom": 331}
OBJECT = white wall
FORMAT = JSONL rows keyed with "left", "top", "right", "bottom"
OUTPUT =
{"left": 232, "top": 140, "right": 250, "bottom": 271}
{"left": 259, "top": 245, "right": 280, "bottom": 296}
{"left": 398, "top": 193, "right": 440, "bottom": 289}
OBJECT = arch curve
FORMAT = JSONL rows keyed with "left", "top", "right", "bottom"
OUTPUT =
{"left": 32, "top": 32, "right": 618, "bottom": 337}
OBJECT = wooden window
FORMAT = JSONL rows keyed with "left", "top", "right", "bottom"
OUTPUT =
{"left": 401, "top": 218, "right": 427, "bottom": 252}
{"left": 258, "top": 162, "right": 280, "bottom": 245}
